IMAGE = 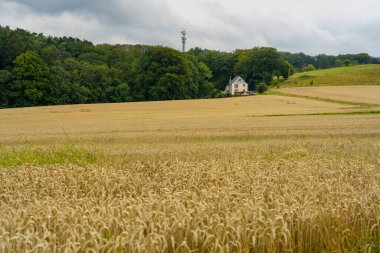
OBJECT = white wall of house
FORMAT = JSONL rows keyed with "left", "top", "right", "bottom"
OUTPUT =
{"left": 225, "top": 76, "right": 248, "bottom": 95}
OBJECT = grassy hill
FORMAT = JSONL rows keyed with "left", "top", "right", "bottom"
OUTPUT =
{"left": 280, "top": 64, "right": 380, "bottom": 87}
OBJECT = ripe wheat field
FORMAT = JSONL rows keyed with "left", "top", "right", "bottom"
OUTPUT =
{"left": 1, "top": 94, "right": 380, "bottom": 252}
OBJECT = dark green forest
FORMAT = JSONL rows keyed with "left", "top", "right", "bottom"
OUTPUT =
{"left": 0, "top": 25, "right": 378, "bottom": 108}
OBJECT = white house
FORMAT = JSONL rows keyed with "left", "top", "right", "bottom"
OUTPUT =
{"left": 224, "top": 76, "right": 249, "bottom": 95}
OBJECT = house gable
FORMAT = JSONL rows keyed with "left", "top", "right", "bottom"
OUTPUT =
{"left": 225, "top": 76, "right": 248, "bottom": 95}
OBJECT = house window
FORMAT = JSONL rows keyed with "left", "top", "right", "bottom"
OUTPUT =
{"left": 243, "top": 89, "right": 246, "bottom": 92}
{"left": 234, "top": 84, "right": 238, "bottom": 88}
{"left": 243, "top": 84, "right": 246, "bottom": 87}
{"left": 234, "top": 89, "right": 238, "bottom": 92}
{"left": 239, "top": 78, "right": 242, "bottom": 81}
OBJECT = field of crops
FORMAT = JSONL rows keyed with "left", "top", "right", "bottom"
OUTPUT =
{"left": 2, "top": 94, "right": 377, "bottom": 145}
{"left": 1, "top": 94, "right": 380, "bottom": 252}
{"left": 278, "top": 85, "right": 380, "bottom": 105}
{"left": 281, "top": 64, "right": 380, "bottom": 87}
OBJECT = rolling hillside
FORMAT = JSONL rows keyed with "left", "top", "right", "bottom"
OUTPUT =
{"left": 280, "top": 64, "right": 380, "bottom": 87}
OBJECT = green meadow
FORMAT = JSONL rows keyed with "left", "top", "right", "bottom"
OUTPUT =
{"left": 281, "top": 64, "right": 380, "bottom": 87}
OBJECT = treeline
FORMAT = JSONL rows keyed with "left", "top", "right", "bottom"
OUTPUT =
{"left": 0, "top": 25, "right": 378, "bottom": 108}
{"left": 0, "top": 26, "right": 222, "bottom": 108}
{"left": 280, "top": 52, "right": 379, "bottom": 72}
{"left": 188, "top": 47, "right": 293, "bottom": 92}
{"left": 188, "top": 48, "right": 379, "bottom": 90}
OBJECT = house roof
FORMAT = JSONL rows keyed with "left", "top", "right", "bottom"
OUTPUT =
{"left": 230, "top": 76, "right": 247, "bottom": 84}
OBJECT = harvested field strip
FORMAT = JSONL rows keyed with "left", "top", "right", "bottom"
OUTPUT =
{"left": 277, "top": 85, "right": 380, "bottom": 106}
{"left": 252, "top": 110, "right": 380, "bottom": 117}
{"left": 268, "top": 90, "right": 380, "bottom": 108}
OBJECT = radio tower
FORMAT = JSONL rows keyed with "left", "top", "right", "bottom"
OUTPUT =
{"left": 181, "top": 30, "right": 187, "bottom": 52}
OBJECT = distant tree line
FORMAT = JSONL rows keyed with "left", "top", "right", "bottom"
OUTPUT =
{"left": 280, "top": 52, "right": 379, "bottom": 72}
{"left": 188, "top": 48, "right": 379, "bottom": 92}
{"left": 0, "top": 25, "right": 378, "bottom": 108}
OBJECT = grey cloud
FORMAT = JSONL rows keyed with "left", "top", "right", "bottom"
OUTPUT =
{"left": 13, "top": 0, "right": 105, "bottom": 13}
{"left": 14, "top": 0, "right": 178, "bottom": 28}
{"left": 1, "top": 0, "right": 380, "bottom": 56}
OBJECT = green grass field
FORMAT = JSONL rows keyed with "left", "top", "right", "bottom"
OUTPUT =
{"left": 281, "top": 64, "right": 380, "bottom": 87}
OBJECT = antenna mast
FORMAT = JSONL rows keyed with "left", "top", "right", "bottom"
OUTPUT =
{"left": 181, "top": 30, "right": 187, "bottom": 52}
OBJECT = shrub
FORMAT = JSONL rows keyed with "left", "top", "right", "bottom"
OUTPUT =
{"left": 257, "top": 83, "right": 268, "bottom": 93}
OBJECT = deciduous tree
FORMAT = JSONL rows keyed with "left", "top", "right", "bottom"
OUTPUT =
{"left": 12, "top": 50, "right": 50, "bottom": 106}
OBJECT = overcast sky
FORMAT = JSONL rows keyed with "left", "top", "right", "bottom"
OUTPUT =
{"left": 1, "top": 0, "right": 379, "bottom": 56}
